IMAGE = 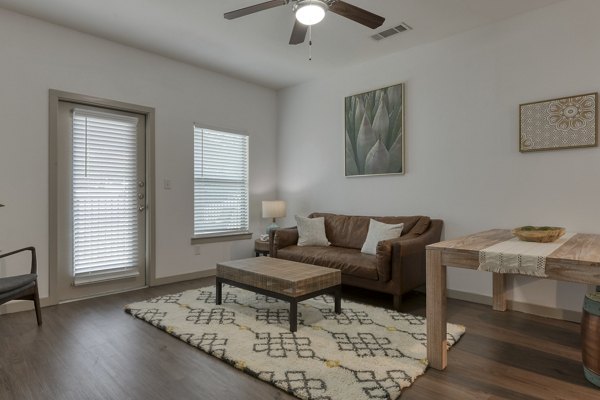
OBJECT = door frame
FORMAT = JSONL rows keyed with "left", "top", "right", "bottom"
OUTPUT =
{"left": 48, "top": 89, "right": 156, "bottom": 305}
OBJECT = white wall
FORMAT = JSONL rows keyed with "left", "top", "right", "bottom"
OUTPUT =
{"left": 277, "top": 0, "right": 600, "bottom": 312}
{"left": 0, "top": 9, "right": 277, "bottom": 299}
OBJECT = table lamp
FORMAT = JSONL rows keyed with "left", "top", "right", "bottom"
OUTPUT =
{"left": 262, "top": 200, "right": 286, "bottom": 234}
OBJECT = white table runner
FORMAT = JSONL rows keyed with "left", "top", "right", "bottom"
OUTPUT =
{"left": 478, "top": 233, "right": 575, "bottom": 277}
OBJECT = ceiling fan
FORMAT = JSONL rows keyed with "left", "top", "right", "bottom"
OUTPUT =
{"left": 224, "top": 0, "right": 385, "bottom": 45}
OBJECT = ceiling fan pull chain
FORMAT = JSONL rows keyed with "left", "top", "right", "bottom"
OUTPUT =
{"left": 308, "top": 25, "right": 312, "bottom": 61}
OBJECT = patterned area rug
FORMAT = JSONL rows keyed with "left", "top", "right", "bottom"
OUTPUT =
{"left": 125, "top": 285, "right": 465, "bottom": 400}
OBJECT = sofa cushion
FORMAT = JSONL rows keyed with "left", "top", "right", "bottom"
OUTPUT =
{"left": 295, "top": 215, "right": 330, "bottom": 247}
{"left": 276, "top": 246, "right": 380, "bottom": 280}
{"left": 361, "top": 220, "right": 404, "bottom": 255}
{"left": 309, "top": 213, "right": 427, "bottom": 249}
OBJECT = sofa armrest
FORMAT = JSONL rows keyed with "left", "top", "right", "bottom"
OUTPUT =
{"left": 270, "top": 227, "right": 299, "bottom": 257}
{"left": 376, "top": 219, "right": 443, "bottom": 283}
{"left": 384, "top": 219, "right": 443, "bottom": 256}
{"left": 375, "top": 237, "right": 424, "bottom": 282}
{"left": 379, "top": 236, "right": 425, "bottom": 257}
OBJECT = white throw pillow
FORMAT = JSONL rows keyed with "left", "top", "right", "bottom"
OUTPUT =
{"left": 361, "top": 219, "right": 404, "bottom": 255}
{"left": 296, "top": 215, "right": 330, "bottom": 247}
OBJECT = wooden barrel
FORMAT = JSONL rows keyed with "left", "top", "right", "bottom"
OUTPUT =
{"left": 582, "top": 291, "right": 600, "bottom": 387}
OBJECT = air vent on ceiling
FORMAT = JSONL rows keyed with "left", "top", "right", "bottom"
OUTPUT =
{"left": 371, "top": 23, "right": 412, "bottom": 41}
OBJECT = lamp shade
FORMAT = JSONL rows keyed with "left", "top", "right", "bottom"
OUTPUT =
{"left": 262, "top": 201, "right": 286, "bottom": 219}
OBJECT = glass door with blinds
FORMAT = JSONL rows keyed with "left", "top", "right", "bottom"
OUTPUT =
{"left": 56, "top": 102, "right": 146, "bottom": 301}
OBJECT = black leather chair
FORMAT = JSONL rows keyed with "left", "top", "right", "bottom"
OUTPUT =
{"left": 0, "top": 247, "right": 42, "bottom": 325}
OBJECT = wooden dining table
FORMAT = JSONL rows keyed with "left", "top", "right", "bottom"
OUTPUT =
{"left": 425, "top": 229, "right": 600, "bottom": 370}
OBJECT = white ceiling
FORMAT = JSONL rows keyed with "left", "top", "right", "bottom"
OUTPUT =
{"left": 0, "top": 0, "right": 563, "bottom": 89}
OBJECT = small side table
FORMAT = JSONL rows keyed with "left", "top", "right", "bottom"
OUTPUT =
{"left": 255, "top": 239, "right": 270, "bottom": 257}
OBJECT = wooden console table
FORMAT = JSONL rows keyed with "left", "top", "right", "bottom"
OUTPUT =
{"left": 426, "top": 229, "right": 600, "bottom": 370}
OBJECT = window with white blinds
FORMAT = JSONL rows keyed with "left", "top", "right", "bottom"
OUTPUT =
{"left": 72, "top": 109, "right": 140, "bottom": 282}
{"left": 194, "top": 126, "right": 249, "bottom": 237}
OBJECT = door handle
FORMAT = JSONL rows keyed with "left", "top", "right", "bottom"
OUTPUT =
{"left": 139, "top": 205, "right": 145, "bottom": 212}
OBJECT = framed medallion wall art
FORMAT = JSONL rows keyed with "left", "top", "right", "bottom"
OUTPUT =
{"left": 519, "top": 92, "right": 598, "bottom": 152}
{"left": 345, "top": 83, "right": 404, "bottom": 177}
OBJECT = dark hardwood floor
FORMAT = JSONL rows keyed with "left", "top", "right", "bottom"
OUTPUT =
{"left": 1, "top": 278, "right": 598, "bottom": 400}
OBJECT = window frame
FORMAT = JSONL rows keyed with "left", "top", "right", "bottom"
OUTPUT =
{"left": 191, "top": 124, "right": 252, "bottom": 244}
{"left": 48, "top": 89, "right": 157, "bottom": 305}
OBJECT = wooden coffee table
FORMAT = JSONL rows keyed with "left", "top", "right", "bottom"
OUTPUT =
{"left": 426, "top": 229, "right": 600, "bottom": 370}
{"left": 216, "top": 257, "right": 342, "bottom": 332}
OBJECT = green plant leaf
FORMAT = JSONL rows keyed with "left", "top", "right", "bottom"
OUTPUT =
{"left": 345, "top": 97, "right": 352, "bottom": 132}
{"left": 386, "top": 85, "right": 402, "bottom": 115}
{"left": 365, "top": 92, "right": 376, "bottom": 123}
{"left": 356, "top": 114, "right": 376, "bottom": 174}
{"left": 345, "top": 131, "right": 359, "bottom": 176}
{"left": 372, "top": 99, "right": 389, "bottom": 145}
{"left": 388, "top": 133, "right": 403, "bottom": 173}
{"left": 353, "top": 98, "right": 365, "bottom": 140}
{"left": 365, "top": 140, "right": 389, "bottom": 174}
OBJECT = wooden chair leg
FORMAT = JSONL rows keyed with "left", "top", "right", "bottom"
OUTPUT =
{"left": 393, "top": 294, "right": 402, "bottom": 310}
{"left": 33, "top": 284, "right": 42, "bottom": 326}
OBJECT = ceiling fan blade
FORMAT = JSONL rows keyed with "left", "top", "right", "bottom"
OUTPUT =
{"left": 329, "top": 1, "right": 385, "bottom": 29}
{"left": 224, "top": 0, "right": 287, "bottom": 20}
{"left": 289, "top": 20, "right": 308, "bottom": 45}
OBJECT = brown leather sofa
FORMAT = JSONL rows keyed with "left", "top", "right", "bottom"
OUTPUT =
{"left": 269, "top": 212, "right": 443, "bottom": 309}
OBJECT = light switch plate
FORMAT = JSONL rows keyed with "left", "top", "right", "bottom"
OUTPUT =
{"left": 163, "top": 179, "right": 171, "bottom": 190}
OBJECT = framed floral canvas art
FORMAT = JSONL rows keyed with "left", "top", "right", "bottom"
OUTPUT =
{"left": 345, "top": 83, "right": 404, "bottom": 177}
{"left": 519, "top": 93, "right": 598, "bottom": 152}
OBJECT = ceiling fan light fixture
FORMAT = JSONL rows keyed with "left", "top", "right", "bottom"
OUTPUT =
{"left": 294, "top": 0, "right": 328, "bottom": 26}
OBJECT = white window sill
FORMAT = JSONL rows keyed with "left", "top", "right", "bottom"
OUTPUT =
{"left": 74, "top": 269, "right": 139, "bottom": 286}
{"left": 191, "top": 232, "right": 253, "bottom": 245}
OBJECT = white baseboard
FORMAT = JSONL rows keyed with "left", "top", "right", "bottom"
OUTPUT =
{"left": 0, "top": 269, "right": 217, "bottom": 316}
{"left": 151, "top": 268, "right": 216, "bottom": 286}
{"left": 2, "top": 273, "right": 580, "bottom": 323}
{"left": 0, "top": 297, "right": 52, "bottom": 315}
{"left": 446, "top": 289, "right": 582, "bottom": 323}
